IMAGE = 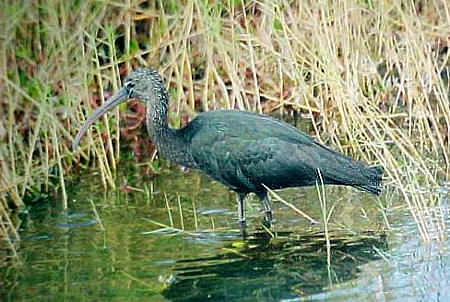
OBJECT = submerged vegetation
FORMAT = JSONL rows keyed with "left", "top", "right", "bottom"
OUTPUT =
{"left": 1, "top": 0, "right": 449, "bottom": 259}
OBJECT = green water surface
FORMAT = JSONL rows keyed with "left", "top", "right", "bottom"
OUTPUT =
{"left": 1, "top": 164, "right": 449, "bottom": 301}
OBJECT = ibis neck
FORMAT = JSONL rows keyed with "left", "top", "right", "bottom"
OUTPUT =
{"left": 145, "top": 95, "right": 196, "bottom": 168}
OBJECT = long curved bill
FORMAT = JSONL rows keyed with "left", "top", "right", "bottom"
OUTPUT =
{"left": 72, "top": 87, "right": 129, "bottom": 151}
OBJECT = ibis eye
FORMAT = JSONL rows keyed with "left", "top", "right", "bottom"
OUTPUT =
{"left": 124, "top": 81, "right": 134, "bottom": 97}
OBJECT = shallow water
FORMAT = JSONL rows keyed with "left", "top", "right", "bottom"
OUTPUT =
{"left": 1, "top": 165, "right": 449, "bottom": 302}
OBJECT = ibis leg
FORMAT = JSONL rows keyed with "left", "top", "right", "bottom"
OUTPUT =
{"left": 258, "top": 192, "right": 273, "bottom": 227}
{"left": 236, "top": 193, "right": 247, "bottom": 227}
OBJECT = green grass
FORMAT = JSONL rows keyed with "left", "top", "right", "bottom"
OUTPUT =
{"left": 1, "top": 0, "right": 449, "bottom": 253}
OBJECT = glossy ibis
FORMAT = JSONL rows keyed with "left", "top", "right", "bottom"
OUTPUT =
{"left": 73, "top": 68, "right": 383, "bottom": 226}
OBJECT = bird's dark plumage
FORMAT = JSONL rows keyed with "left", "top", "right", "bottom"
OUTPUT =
{"left": 73, "top": 68, "right": 383, "bottom": 227}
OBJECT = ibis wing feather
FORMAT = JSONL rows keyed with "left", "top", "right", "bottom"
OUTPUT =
{"left": 188, "top": 110, "right": 382, "bottom": 194}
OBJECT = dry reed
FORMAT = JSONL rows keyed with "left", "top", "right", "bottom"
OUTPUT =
{"left": 1, "top": 0, "right": 449, "bottom": 251}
